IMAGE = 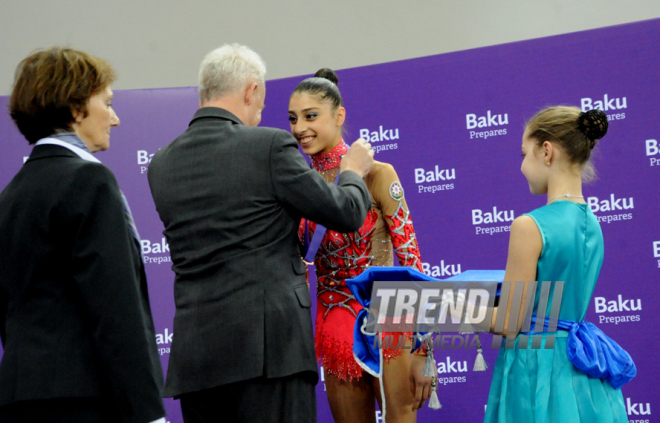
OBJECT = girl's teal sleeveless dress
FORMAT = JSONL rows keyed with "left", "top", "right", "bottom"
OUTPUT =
{"left": 484, "top": 201, "right": 627, "bottom": 423}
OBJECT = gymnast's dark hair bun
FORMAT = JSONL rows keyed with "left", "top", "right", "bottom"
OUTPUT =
{"left": 577, "top": 109, "right": 609, "bottom": 148}
{"left": 314, "top": 68, "right": 339, "bottom": 86}
{"left": 292, "top": 68, "right": 343, "bottom": 110}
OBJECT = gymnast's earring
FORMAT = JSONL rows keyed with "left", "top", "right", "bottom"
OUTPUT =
{"left": 545, "top": 160, "right": 550, "bottom": 166}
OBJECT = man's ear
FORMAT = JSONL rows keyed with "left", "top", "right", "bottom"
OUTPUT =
{"left": 244, "top": 82, "right": 258, "bottom": 106}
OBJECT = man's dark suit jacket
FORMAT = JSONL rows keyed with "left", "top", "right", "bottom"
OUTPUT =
{"left": 148, "top": 107, "right": 371, "bottom": 397}
{"left": 0, "top": 145, "right": 165, "bottom": 422}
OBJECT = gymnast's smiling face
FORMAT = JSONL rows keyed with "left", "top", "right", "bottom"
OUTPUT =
{"left": 288, "top": 92, "right": 345, "bottom": 156}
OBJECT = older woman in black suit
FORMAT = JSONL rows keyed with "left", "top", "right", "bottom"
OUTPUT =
{"left": 0, "top": 48, "right": 165, "bottom": 423}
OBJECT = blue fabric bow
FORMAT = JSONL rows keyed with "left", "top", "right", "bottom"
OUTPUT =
{"left": 527, "top": 316, "right": 637, "bottom": 389}
{"left": 567, "top": 321, "right": 637, "bottom": 389}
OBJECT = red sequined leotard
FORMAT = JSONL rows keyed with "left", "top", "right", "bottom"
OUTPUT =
{"left": 299, "top": 140, "right": 423, "bottom": 381}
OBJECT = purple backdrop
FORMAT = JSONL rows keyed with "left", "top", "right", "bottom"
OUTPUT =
{"left": 1, "top": 18, "right": 659, "bottom": 423}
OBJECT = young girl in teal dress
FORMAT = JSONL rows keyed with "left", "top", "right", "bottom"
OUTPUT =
{"left": 484, "top": 106, "right": 629, "bottom": 423}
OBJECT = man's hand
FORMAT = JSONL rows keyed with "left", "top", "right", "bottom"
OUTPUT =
{"left": 340, "top": 138, "right": 375, "bottom": 178}
{"left": 409, "top": 354, "right": 433, "bottom": 411}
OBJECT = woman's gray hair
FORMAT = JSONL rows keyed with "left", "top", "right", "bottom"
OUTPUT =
{"left": 198, "top": 44, "right": 266, "bottom": 103}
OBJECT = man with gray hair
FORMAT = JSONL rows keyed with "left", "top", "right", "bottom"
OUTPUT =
{"left": 148, "top": 44, "right": 374, "bottom": 422}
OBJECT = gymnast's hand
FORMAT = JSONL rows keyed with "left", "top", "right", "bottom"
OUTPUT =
{"left": 410, "top": 354, "right": 433, "bottom": 410}
{"left": 340, "top": 138, "right": 375, "bottom": 178}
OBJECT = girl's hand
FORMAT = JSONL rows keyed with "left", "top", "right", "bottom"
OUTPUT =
{"left": 409, "top": 354, "right": 433, "bottom": 410}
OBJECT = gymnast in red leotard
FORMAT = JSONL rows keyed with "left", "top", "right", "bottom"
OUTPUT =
{"left": 288, "top": 68, "right": 432, "bottom": 423}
